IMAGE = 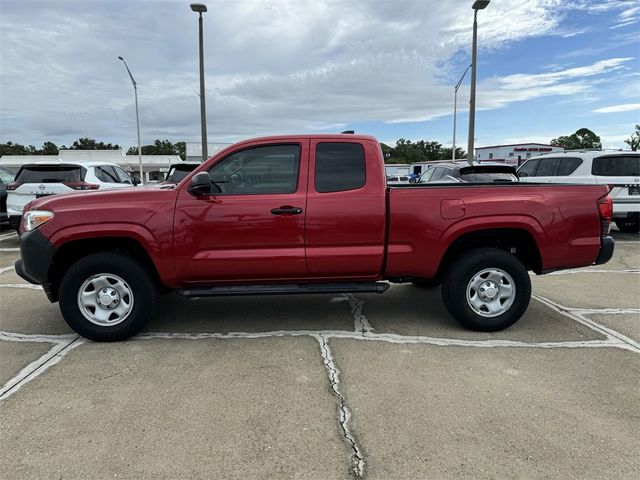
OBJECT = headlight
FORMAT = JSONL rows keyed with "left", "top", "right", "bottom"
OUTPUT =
{"left": 23, "top": 210, "right": 54, "bottom": 231}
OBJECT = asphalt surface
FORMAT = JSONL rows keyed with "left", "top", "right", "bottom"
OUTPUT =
{"left": 0, "top": 228, "right": 638, "bottom": 479}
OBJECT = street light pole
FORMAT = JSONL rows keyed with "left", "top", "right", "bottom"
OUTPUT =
{"left": 191, "top": 3, "right": 208, "bottom": 162}
{"left": 467, "top": 0, "right": 490, "bottom": 166}
{"left": 118, "top": 56, "right": 144, "bottom": 184}
{"left": 453, "top": 64, "right": 472, "bottom": 161}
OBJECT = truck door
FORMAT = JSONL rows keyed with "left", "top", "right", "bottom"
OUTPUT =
{"left": 305, "top": 139, "right": 387, "bottom": 278}
{"left": 174, "top": 141, "right": 309, "bottom": 282}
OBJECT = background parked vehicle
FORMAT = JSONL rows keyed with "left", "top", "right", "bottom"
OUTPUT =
{"left": 386, "top": 174, "right": 411, "bottom": 185}
{"left": 0, "top": 165, "right": 16, "bottom": 227}
{"left": 162, "top": 162, "right": 200, "bottom": 184}
{"left": 418, "top": 162, "right": 519, "bottom": 183}
{"left": 518, "top": 151, "right": 640, "bottom": 233}
{"left": 6, "top": 162, "right": 138, "bottom": 229}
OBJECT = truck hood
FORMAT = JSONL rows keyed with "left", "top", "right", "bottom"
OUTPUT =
{"left": 27, "top": 185, "right": 178, "bottom": 213}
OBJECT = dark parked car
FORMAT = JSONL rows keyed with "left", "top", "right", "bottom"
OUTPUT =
{"left": 0, "top": 165, "right": 16, "bottom": 226}
{"left": 162, "top": 162, "right": 201, "bottom": 184}
{"left": 419, "top": 162, "right": 519, "bottom": 183}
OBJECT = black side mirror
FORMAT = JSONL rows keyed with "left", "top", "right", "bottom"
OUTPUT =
{"left": 189, "top": 171, "right": 211, "bottom": 196}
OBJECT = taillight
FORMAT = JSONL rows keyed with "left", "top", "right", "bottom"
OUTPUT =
{"left": 6, "top": 182, "right": 21, "bottom": 191}
{"left": 597, "top": 194, "right": 613, "bottom": 235}
{"left": 63, "top": 181, "right": 99, "bottom": 190}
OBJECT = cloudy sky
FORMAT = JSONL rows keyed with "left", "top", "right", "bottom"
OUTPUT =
{"left": 1, "top": 0, "right": 639, "bottom": 151}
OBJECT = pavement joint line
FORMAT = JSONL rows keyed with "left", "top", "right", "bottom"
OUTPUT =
{"left": 0, "top": 336, "right": 84, "bottom": 402}
{"left": 0, "top": 265, "right": 15, "bottom": 274}
{"left": 0, "top": 331, "right": 78, "bottom": 343}
{"left": 0, "top": 232, "right": 18, "bottom": 241}
{"left": 0, "top": 283, "right": 41, "bottom": 290}
{"left": 345, "top": 294, "right": 373, "bottom": 334}
{"left": 532, "top": 294, "right": 640, "bottom": 353}
{"left": 0, "top": 247, "right": 20, "bottom": 252}
{"left": 316, "top": 334, "right": 365, "bottom": 477}
{"left": 548, "top": 269, "right": 640, "bottom": 275}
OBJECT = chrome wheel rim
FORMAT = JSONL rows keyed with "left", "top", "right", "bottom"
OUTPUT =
{"left": 77, "top": 273, "right": 134, "bottom": 326}
{"left": 466, "top": 268, "right": 515, "bottom": 318}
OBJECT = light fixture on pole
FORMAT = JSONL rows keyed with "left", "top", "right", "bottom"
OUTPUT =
{"left": 190, "top": 3, "right": 208, "bottom": 163}
{"left": 467, "top": 0, "right": 490, "bottom": 166}
{"left": 452, "top": 64, "right": 472, "bottom": 161}
{"left": 118, "top": 56, "right": 144, "bottom": 184}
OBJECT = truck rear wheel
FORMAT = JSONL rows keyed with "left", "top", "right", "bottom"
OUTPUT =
{"left": 59, "top": 252, "right": 158, "bottom": 341}
{"left": 441, "top": 248, "right": 531, "bottom": 331}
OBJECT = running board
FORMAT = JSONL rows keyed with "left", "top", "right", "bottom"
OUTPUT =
{"left": 177, "top": 282, "right": 390, "bottom": 297}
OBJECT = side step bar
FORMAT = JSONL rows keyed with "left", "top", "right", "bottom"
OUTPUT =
{"left": 177, "top": 282, "right": 390, "bottom": 297}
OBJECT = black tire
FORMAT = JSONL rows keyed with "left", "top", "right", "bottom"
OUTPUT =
{"left": 441, "top": 248, "right": 531, "bottom": 332}
{"left": 59, "top": 252, "right": 158, "bottom": 341}
{"left": 615, "top": 216, "right": 639, "bottom": 234}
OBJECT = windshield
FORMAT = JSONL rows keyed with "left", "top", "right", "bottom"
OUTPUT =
{"left": 461, "top": 172, "right": 518, "bottom": 182}
{"left": 15, "top": 165, "right": 84, "bottom": 183}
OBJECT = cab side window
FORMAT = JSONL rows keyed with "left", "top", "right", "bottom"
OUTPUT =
{"left": 557, "top": 157, "right": 582, "bottom": 176}
{"left": 208, "top": 144, "right": 300, "bottom": 195}
{"left": 315, "top": 142, "right": 365, "bottom": 193}
{"left": 95, "top": 166, "right": 119, "bottom": 183}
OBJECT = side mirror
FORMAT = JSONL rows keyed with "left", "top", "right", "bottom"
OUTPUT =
{"left": 189, "top": 171, "right": 211, "bottom": 196}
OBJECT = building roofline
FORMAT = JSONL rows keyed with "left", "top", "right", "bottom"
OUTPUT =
{"left": 475, "top": 143, "right": 559, "bottom": 149}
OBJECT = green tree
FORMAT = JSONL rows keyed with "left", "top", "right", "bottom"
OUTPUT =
{"left": 70, "top": 137, "right": 120, "bottom": 150}
{"left": 40, "top": 141, "right": 59, "bottom": 155}
{"left": 127, "top": 139, "right": 184, "bottom": 159}
{"left": 551, "top": 128, "right": 601, "bottom": 150}
{"left": 624, "top": 124, "right": 640, "bottom": 151}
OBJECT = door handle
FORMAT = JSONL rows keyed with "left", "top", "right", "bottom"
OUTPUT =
{"left": 271, "top": 206, "right": 303, "bottom": 215}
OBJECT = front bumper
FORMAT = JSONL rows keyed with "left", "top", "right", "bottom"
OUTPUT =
{"left": 14, "top": 228, "right": 57, "bottom": 302}
{"left": 594, "top": 235, "right": 614, "bottom": 266}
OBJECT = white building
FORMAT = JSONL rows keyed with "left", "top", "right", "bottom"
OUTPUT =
{"left": 185, "top": 142, "right": 232, "bottom": 162}
{"left": 475, "top": 143, "right": 564, "bottom": 166}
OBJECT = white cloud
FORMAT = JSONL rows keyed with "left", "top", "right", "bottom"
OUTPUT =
{"left": 593, "top": 103, "right": 640, "bottom": 113}
{"left": 0, "top": 0, "right": 635, "bottom": 147}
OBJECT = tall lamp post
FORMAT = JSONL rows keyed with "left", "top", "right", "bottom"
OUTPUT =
{"left": 452, "top": 64, "right": 472, "bottom": 161}
{"left": 467, "top": 0, "right": 490, "bottom": 166}
{"left": 117, "top": 56, "right": 144, "bottom": 184}
{"left": 190, "top": 3, "right": 208, "bottom": 162}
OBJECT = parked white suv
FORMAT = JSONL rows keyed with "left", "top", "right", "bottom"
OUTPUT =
{"left": 6, "top": 162, "right": 138, "bottom": 229}
{"left": 517, "top": 151, "right": 640, "bottom": 232}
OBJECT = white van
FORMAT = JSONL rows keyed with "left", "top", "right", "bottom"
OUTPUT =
{"left": 517, "top": 151, "right": 639, "bottom": 232}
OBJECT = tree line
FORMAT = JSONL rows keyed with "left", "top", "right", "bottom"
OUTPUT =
{"left": 1, "top": 126, "right": 637, "bottom": 165}
{"left": 0, "top": 138, "right": 186, "bottom": 160}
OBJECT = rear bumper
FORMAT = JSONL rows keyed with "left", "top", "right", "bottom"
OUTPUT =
{"left": 594, "top": 235, "right": 614, "bottom": 266}
{"left": 14, "top": 228, "right": 57, "bottom": 302}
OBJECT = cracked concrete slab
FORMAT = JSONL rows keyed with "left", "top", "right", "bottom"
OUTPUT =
{"left": 331, "top": 339, "right": 640, "bottom": 480}
{"left": 0, "top": 340, "right": 53, "bottom": 386}
{"left": 148, "top": 293, "right": 354, "bottom": 333}
{"left": 532, "top": 272, "right": 640, "bottom": 310}
{"left": 361, "top": 285, "right": 604, "bottom": 341}
{"left": 588, "top": 314, "right": 640, "bottom": 342}
{"left": 0, "top": 336, "right": 350, "bottom": 479}
{"left": 0, "top": 287, "right": 72, "bottom": 335}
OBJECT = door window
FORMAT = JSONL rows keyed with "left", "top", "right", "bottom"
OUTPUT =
{"left": 592, "top": 155, "right": 640, "bottom": 176}
{"left": 315, "top": 142, "right": 365, "bottom": 193}
{"left": 95, "top": 166, "right": 119, "bottom": 183}
{"left": 535, "top": 157, "right": 559, "bottom": 176}
{"left": 557, "top": 157, "right": 583, "bottom": 176}
{"left": 208, "top": 144, "right": 300, "bottom": 194}
{"left": 517, "top": 159, "right": 538, "bottom": 177}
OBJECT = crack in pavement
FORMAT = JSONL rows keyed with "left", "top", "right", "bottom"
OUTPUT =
{"left": 317, "top": 334, "right": 365, "bottom": 477}
{"left": 345, "top": 294, "right": 373, "bottom": 335}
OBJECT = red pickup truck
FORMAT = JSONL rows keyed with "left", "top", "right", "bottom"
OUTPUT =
{"left": 16, "top": 134, "right": 614, "bottom": 341}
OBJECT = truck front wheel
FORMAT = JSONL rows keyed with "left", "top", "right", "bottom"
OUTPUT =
{"left": 441, "top": 248, "right": 531, "bottom": 331}
{"left": 59, "top": 252, "right": 158, "bottom": 341}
